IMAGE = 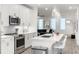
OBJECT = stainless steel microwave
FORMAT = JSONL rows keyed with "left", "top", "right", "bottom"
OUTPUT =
{"left": 9, "top": 16, "right": 20, "bottom": 25}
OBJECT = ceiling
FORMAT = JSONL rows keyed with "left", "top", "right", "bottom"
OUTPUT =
{"left": 29, "top": 4, "right": 79, "bottom": 17}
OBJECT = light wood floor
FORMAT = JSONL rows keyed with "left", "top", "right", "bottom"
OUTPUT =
{"left": 64, "top": 37, "right": 79, "bottom": 54}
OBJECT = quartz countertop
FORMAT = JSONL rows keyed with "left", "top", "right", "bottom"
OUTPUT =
{"left": 31, "top": 33, "right": 64, "bottom": 54}
{"left": 1, "top": 35, "right": 14, "bottom": 38}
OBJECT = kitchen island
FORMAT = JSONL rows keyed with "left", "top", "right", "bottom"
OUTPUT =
{"left": 31, "top": 33, "right": 65, "bottom": 54}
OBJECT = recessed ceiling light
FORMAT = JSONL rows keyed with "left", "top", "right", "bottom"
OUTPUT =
{"left": 45, "top": 8, "right": 48, "bottom": 10}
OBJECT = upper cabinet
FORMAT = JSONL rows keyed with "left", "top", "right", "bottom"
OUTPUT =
{"left": 20, "top": 7, "right": 31, "bottom": 26}
{"left": 0, "top": 5, "right": 19, "bottom": 26}
{"left": 0, "top": 4, "right": 37, "bottom": 33}
{"left": 0, "top": 5, "right": 31, "bottom": 26}
{"left": 0, "top": 5, "right": 10, "bottom": 26}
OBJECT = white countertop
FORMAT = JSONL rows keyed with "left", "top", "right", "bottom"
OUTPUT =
{"left": 24, "top": 31, "right": 37, "bottom": 34}
{"left": 32, "top": 33, "right": 64, "bottom": 53}
{"left": 1, "top": 35, "right": 13, "bottom": 38}
{"left": 32, "top": 34, "right": 64, "bottom": 41}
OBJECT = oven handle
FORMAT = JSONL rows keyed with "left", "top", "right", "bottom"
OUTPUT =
{"left": 15, "top": 37, "right": 24, "bottom": 40}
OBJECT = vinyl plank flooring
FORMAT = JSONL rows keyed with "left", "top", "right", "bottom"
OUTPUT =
{"left": 64, "top": 37, "right": 79, "bottom": 54}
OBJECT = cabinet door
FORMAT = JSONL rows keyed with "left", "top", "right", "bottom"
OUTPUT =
{"left": 25, "top": 34, "right": 31, "bottom": 48}
{"left": 1, "top": 38, "right": 8, "bottom": 54}
{"left": 28, "top": 33, "right": 32, "bottom": 45}
{"left": 1, "top": 6, "right": 9, "bottom": 26}
{"left": 7, "top": 37, "right": 14, "bottom": 54}
{"left": 1, "top": 37, "right": 14, "bottom": 54}
{"left": 25, "top": 33, "right": 37, "bottom": 48}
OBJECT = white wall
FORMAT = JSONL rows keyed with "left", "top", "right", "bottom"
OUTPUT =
{"left": 42, "top": 10, "right": 76, "bottom": 36}
{"left": 30, "top": 8, "right": 38, "bottom": 32}
{"left": 75, "top": 8, "right": 79, "bottom": 46}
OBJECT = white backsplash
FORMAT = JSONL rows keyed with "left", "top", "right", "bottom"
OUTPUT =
{"left": 1, "top": 26, "right": 16, "bottom": 34}
{"left": 1, "top": 25, "right": 36, "bottom": 35}
{"left": 14, "top": 26, "right": 27, "bottom": 34}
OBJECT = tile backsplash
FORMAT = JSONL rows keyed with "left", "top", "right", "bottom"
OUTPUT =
{"left": 1, "top": 26, "right": 16, "bottom": 34}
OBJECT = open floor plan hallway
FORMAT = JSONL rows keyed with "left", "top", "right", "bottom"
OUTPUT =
{"left": 64, "top": 37, "right": 79, "bottom": 54}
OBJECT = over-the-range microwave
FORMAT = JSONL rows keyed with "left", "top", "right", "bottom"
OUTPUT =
{"left": 9, "top": 16, "right": 20, "bottom": 25}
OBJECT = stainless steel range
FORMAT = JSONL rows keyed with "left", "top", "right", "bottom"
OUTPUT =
{"left": 14, "top": 34, "right": 25, "bottom": 54}
{"left": 5, "top": 33, "right": 25, "bottom": 54}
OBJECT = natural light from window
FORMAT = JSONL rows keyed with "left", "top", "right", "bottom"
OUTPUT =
{"left": 50, "top": 17, "right": 56, "bottom": 30}
{"left": 37, "top": 17, "right": 44, "bottom": 29}
{"left": 60, "top": 17, "right": 66, "bottom": 30}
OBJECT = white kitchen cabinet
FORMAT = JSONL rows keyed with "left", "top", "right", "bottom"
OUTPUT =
{"left": 25, "top": 32, "right": 37, "bottom": 48}
{"left": 25, "top": 34, "right": 31, "bottom": 48}
{"left": 21, "top": 8, "right": 31, "bottom": 26}
{"left": 1, "top": 10, "right": 9, "bottom": 26}
{"left": 1, "top": 36, "right": 14, "bottom": 54}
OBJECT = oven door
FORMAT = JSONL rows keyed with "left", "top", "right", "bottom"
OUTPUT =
{"left": 15, "top": 37, "right": 25, "bottom": 51}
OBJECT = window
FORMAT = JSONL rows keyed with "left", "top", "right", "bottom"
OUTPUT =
{"left": 50, "top": 17, "right": 56, "bottom": 30}
{"left": 60, "top": 17, "right": 66, "bottom": 30}
{"left": 37, "top": 17, "right": 44, "bottom": 29}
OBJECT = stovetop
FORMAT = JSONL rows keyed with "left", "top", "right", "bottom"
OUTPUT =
{"left": 4, "top": 33, "right": 25, "bottom": 37}
{"left": 4, "top": 33, "right": 17, "bottom": 35}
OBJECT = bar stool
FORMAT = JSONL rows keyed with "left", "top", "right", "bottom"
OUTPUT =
{"left": 52, "top": 35, "right": 67, "bottom": 54}
{"left": 32, "top": 46, "right": 48, "bottom": 54}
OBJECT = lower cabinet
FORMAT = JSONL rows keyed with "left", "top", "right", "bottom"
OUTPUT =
{"left": 1, "top": 36, "right": 14, "bottom": 54}
{"left": 0, "top": 32, "right": 37, "bottom": 54}
{"left": 25, "top": 32, "right": 37, "bottom": 48}
{"left": 25, "top": 34, "right": 31, "bottom": 48}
